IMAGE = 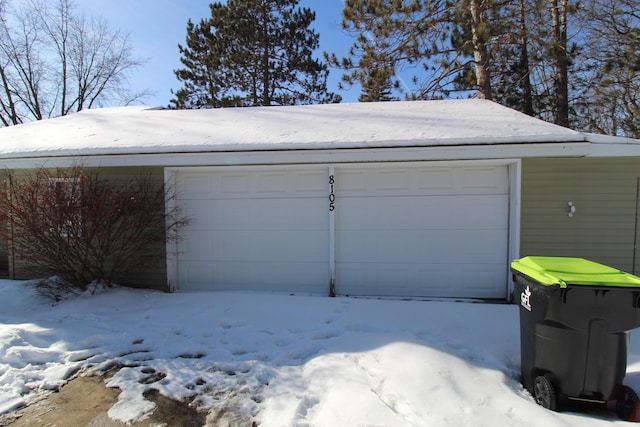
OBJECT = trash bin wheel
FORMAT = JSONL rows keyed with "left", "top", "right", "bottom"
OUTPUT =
{"left": 534, "top": 375, "right": 557, "bottom": 411}
{"left": 616, "top": 385, "right": 640, "bottom": 422}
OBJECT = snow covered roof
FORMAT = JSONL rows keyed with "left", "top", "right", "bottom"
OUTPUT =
{"left": 0, "top": 100, "right": 593, "bottom": 160}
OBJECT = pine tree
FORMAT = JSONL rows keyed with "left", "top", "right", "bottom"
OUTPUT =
{"left": 172, "top": 19, "right": 226, "bottom": 109}
{"left": 548, "top": 0, "right": 570, "bottom": 127}
{"left": 486, "top": 0, "right": 534, "bottom": 115}
{"left": 331, "top": 0, "right": 637, "bottom": 136}
{"left": 572, "top": 0, "right": 639, "bottom": 137}
{"left": 467, "top": 0, "right": 493, "bottom": 100}
{"left": 329, "top": 0, "right": 460, "bottom": 101}
{"left": 358, "top": 67, "right": 398, "bottom": 102}
{"left": 330, "top": 0, "right": 499, "bottom": 101}
{"left": 171, "top": 0, "right": 339, "bottom": 109}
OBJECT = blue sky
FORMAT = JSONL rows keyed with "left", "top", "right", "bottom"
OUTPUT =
{"left": 76, "top": 0, "right": 360, "bottom": 106}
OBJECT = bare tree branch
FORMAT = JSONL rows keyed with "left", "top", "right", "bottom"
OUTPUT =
{"left": 0, "top": 0, "right": 147, "bottom": 126}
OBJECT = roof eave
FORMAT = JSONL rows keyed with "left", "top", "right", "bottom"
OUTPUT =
{"left": 0, "top": 140, "right": 592, "bottom": 169}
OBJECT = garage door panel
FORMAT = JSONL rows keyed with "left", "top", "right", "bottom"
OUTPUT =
{"left": 217, "top": 199, "right": 326, "bottom": 229}
{"left": 337, "top": 264, "right": 411, "bottom": 295}
{"left": 177, "top": 168, "right": 328, "bottom": 293}
{"left": 338, "top": 228, "right": 506, "bottom": 264}
{"left": 339, "top": 225, "right": 506, "bottom": 263}
{"left": 337, "top": 230, "right": 419, "bottom": 262}
{"left": 178, "top": 231, "right": 215, "bottom": 259}
{"left": 181, "top": 201, "right": 214, "bottom": 231}
{"left": 183, "top": 198, "right": 326, "bottom": 231}
{"left": 338, "top": 197, "right": 459, "bottom": 228}
{"left": 180, "top": 261, "right": 328, "bottom": 292}
{"left": 337, "top": 195, "right": 507, "bottom": 230}
{"left": 181, "top": 170, "right": 327, "bottom": 199}
{"left": 211, "top": 261, "right": 327, "bottom": 290}
{"left": 337, "top": 263, "right": 452, "bottom": 297}
{"left": 180, "top": 174, "right": 214, "bottom": 197}
{"left": 335, "top": 165, "right": 509, "bottom": 298}
{"left": 208, "top": 230, "right": 328, "bottom": 262}
{"left": 460, "top": 195, "right": 509, "bottom": 227}
{"left": 255, "top": 171, "right": 327, "bottom": 195}
{"left": 463, "top": 266, "right": 505, "bottom": 291}
{"left": 254, "top": 173, "right": 287, "bottom": 194}
{"left": 337, "top": 229, "right": 497, "bottom": 263}
{"left": 460, "top": 167, "right": 509, "bottom": 192}
{"left": 417, "top": 169, "right": 454, "bottom": 191}
{"left": 219, "top": 173, "right": 251, "bottom": 195}
{"left": 219, "top": 171, "right": 326, "bottom": 198}
{"left": 337, "top": 263, "right": 505, "bottom": 297}
{"left": 418, "top": 230, "right": 507, "bottom": 262}
{"left": 338, "top": 166, "right": 508, "bottom": 197}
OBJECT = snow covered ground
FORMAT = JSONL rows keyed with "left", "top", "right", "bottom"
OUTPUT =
{"left": 1, "top": 279, "right": 640, "bottom": 426}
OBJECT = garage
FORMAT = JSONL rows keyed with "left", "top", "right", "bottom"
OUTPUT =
{"left": 1, "top": 100, "right": 611, "bottom": 297}
{"left": 174, "top": 162, "right": 510, "bottom": 299}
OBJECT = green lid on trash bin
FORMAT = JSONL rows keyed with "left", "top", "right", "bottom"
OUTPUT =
{"left": 511, "top": 256, "right": 640, "bottom": 288}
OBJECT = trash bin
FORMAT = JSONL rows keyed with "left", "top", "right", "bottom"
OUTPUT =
{"left": 511, "top": 256, "right": 640, "bottom": 421}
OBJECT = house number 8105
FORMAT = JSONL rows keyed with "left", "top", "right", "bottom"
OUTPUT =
{"left": 329, "top": 175, "right": 336, "bottom": 211}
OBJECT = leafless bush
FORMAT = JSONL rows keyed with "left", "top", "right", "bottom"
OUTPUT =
{"left": 28, "top": 277, "right": 84, "bottom": 302}
{"left": 0, "top": 166, "right": 188, "bottom": 291}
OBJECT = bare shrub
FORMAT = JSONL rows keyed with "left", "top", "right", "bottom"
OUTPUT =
{"left": 0, "top": 166, "right": 188, "bottom": 291}
{"left": 28, "top": 277, "right": 86, "bottom": 302}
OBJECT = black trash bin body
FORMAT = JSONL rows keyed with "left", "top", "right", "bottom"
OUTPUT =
{"left": 512, "top": 256, "right": 640, "bottom": 406}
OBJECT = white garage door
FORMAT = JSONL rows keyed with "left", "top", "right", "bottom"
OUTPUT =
{"left": 172, "top": 163, "right": 510, "bottom": 298}
{"left": 176, "top": 168, "right": 329, "bottom": 293}
{"left": 334, "top": 165, "right": 509, "bottom": 298}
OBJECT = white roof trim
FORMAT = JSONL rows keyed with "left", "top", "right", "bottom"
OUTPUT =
{"left": 0, "top": 143, "right": 591, "bottom": 169}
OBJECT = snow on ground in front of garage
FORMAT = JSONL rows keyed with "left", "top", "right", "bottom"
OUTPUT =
{"left": 1, "top": 280, "right": 638, "bottom": 426}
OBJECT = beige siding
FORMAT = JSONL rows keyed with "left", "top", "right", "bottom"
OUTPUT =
{"left": 521, "top": 157, "right": 640, "bottom": 273}
{"left": 7, "top": 166, "right": 169, "bottom": 291}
